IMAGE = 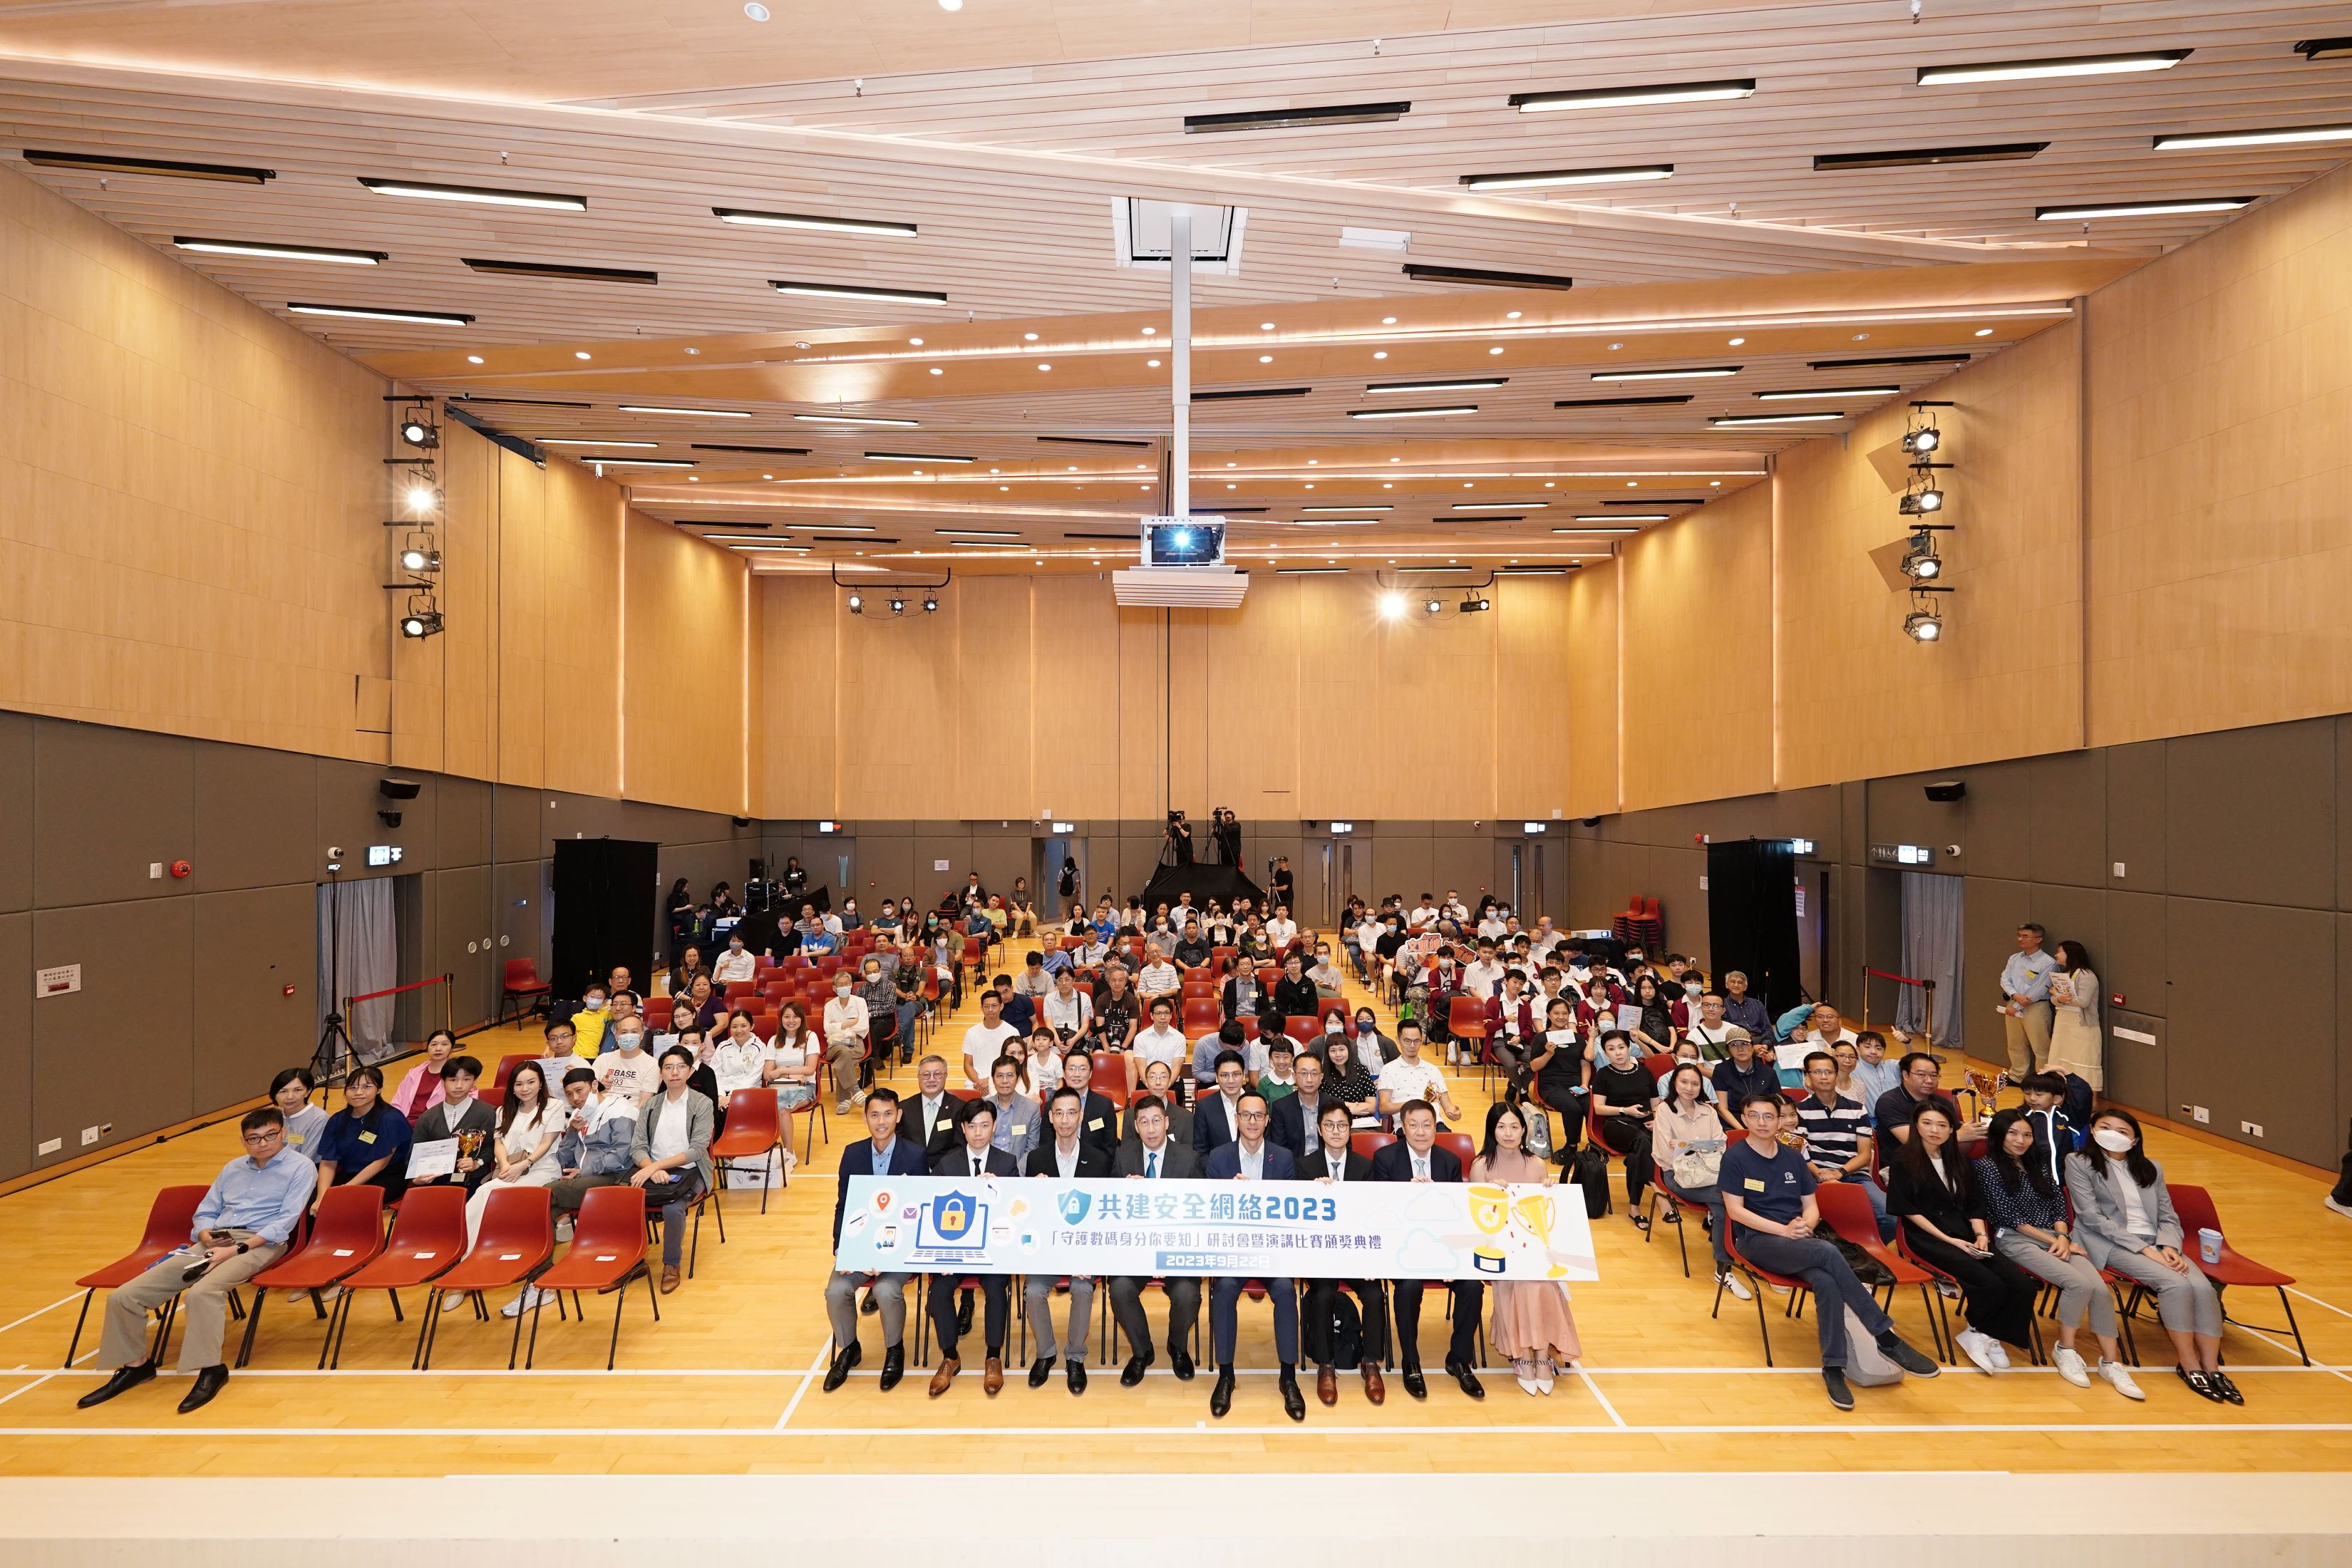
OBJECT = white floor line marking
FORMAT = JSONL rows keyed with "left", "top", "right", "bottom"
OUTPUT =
{"left": 774, "top": 1341, "right": 832, "bottom": 1430}
{"left": 0, "top": 1373, "right": 56, "bottom": 1409}
{"left": 1572, "top": 1362, "right": 1628, "bottom": 1427}
{"left": 7, "top": 1418, "right": 2352, "bottom": 1440}
{"left": 2287, "top": 1286, "right": 2352, "bottom": 1322}
{"left": 0, "top": 1292, "right": 83, "bottom": 1339}
{"left": 2228, "top": 1322, "right": 2352, "bottom": 1386}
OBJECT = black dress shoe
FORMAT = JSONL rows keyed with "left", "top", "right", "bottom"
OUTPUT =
{"left": 1446, "top": 1358, "right": 1485, "bottom": 1400}
{"left": 877, "top": 1346, "right": 905, "bottom": 1391}
{"left": 1170, "top": 1347, "right": 1196, "bottom": 1381}
{"left": 1209, "top": 1366, "right": 1236, "bottom": 1418}
{"left": 1279, "top": 1368, "right": 1306, "bottom": 1422}
{"left": 1066, "top": 1358, "right": 1088, "bottom": 1395}
{"left": 957, "top": 1290, "right": 975, "bottom": 1335}
{"left": 1028, "top": 1356, "right": 1053, "bottom": 1388}
{"left": 860, "top": 1289, "right": 880, "bottom": 1316}
{"left": 1120, "top": 1354, "right": 1149, "bottom": 1388}
{"left": 1400, "top": 1361, "right": 1428, "bottom": 1400}
{"left": 78, "top": 1361, "right": 156, "bottom": 1409}
{"left": 177, "top": 1364, "right": 228, "bottom": 1414}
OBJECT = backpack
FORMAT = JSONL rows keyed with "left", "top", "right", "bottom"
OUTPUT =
{"left": 1571, "top": 1143, "right": 1613, "bottom": 1218}
{"left": 1320, "top": 1288, "right": 1363, "bottom": 1368}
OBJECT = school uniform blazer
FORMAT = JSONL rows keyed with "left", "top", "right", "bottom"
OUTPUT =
{"left": 832, "top": 1135, "right": 931, "bottom": 1247}
{"left": 2063, "top": 1153, "right": 2185, "bottom": 1269}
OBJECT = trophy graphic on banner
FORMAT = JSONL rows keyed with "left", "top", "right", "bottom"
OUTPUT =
{"left": 1467, "top": 1184, "right": 1510, "bottom": 1274}
{"left": 1512, "top": 1191, "right": 1571, "bottom": 1277}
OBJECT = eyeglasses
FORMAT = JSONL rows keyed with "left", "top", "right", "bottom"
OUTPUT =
{"left": 242, "top": 1130, "right": 284, "bottom": 1145}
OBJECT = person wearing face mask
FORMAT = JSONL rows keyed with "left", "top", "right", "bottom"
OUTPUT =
{"left": 569, "top": 989, "right": 612, "bottom": 1061}
{"left": 594, "top": 1019, "right": 661, "bottom": 1110}
{"left": 2066, "top": 1110, "right": 2234, "bottom": 1403}
{"left": 822, "top": 971, "right": 872, "bottom": 1116}
{"left": 1976, "top": 1108, "right": 2141, "bottom": 1399}
{"left": 1306, "top": 945, "right": 1344, "bottom": 998}
{"left": 711, "top": 935, "right": 757, "bottom": 986}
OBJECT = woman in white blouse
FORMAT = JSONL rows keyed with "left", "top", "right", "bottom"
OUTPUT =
{"left": 2046, "top": 939, "right": 2103, "bottom": 1090}
{"left": 454, "top": 1061, "right": 562, "bottom": 1269}
{"left": 762, "top": 1001, "right": 822, "bottom": 1174}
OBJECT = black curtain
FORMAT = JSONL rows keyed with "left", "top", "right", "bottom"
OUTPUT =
{"left": 1706, "top": 839, "right": 1802, "bottom": 1021}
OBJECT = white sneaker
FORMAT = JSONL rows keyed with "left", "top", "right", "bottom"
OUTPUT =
{"left": 1954, "top": 1328, "right": 1998, "bottom": 1373}
{"left": 1985, "top": 1339, "right": 2012, "bottom": 1371}
{"left": 500, "top": 1285, "right": 550, "bottom": 1321}
{"left": 1936, "top": 1280, "right": 1962, "bottom": 1301}
{"left": 440, "top": 1289, "right": 470, "bottom": 1311}
{"left": 780, "top": 1148, "right": 800, "bottom": 1175}
{"left": 2052, "top": 1346, "right": 2090, "bottom": 1387}
{"left": 555, "top": 1217, "right": 574, "bottom": 1242}
{"left": 1718, "top": 1269, "right": 1754, "bottom": 1302}
{"left": 2095, "top": 1357, "right": 2145, "bottom": 1401}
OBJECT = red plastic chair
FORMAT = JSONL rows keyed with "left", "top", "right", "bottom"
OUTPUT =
{"left": 1434, "top": 1131, "right": 1476, "bottom": 1170}
{"left": 1351, "top": 1131, "right": 1398, "bottom": 1161}
{"left": 1446, "top": 995, "right": 1489, "bottom": 1056}
{"left": 232, "top": 1185, "right": 385, "bottom": 1368}
{"left": 62, "top": 1185, "right": 208, "bottom": 1366}
{"left": 1181, "top": 998, "right": 1220, "bottom": 1032}
{"left": 322, "top": 1185, "right": 469, "bottom": 1368}
{"left": 493, "top": 1053, "right": 539, "bottom": 1092}
{"left": 500, "top": 957, "right": 552, "bottom": 1023}
{"left": 1716, "top": 1224, "right": 1813, "bottom": 1366}
{"left": 475, "top": 1085, "right": 505, "bottom": 1110}
{"left": 527, "top": 1185, "right": 658, "bottom": 1370}
{"left": 1814, "top": 1180, "right": 1949, "bottom": 1361}
{"left": 1640, "top": 1051, "right": 1678, "bottom": 1085}
{"left": 418, "top": 1186, "right": 553, "bottom": 1369}
{"left": 2169, "top": 1182, "right": 2307, "bottom": 1364}
{"left": 1316, "top": 996, "right": 1351, "bottom": 1031}
{"left": 711, "top": 1088, "right": 784, "bottom": 1208}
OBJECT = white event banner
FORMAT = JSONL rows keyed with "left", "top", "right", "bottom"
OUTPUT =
{"left": 833, "top": 1175, "right": 1599, "bottom": 1281}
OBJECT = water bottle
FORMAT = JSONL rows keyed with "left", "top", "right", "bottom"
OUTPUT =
{"left": 2197, "top": 1227, "right": 2223, "bottom": 1265}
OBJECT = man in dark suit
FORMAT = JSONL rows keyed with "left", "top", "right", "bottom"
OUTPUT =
{"left": 927, "top": 1099, "right": 1018, "bottom": 1398}
{"left": 1193, "top": 1051, "right": 1249, "bottom": 1161}
{"left": 1022, "top": 1088, "right": 1111, "bottom": 1393}
{"left": 1294, "top": 1094, "right": 1388, "bottom": 1406}
{"left": 825, "top": 1088, "right": 929, "bottom": 1393}
{"left": 1371, "top": 1099, "right": 1486, "bottom": 1401}
{"left": 1266, "top": 1052, "right": 1331, "bottom": 1160}
{"left": 906, "top": 1055, "right": 965, "bottom": 1162}
{"left": 1058, "top": 1049, "right": 1120, "bottom": 1167}
{"left": 1108, "top": 1093, "right": 1201, "bottom": 1386}
{"left": 1203, "top": 1091, "right": 1307, "bottom": 1423}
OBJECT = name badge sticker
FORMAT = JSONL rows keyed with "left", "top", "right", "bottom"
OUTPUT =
{"left": 1743, "top": 1178, "right": 1766, "bottom": 1192}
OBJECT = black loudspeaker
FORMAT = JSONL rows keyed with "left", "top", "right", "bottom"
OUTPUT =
{"left": 1924, "top": 780, "right": 1967, "bottom": 803}
{"left": 378, "top": 777, "right": 423, "bottom": 800}
{"left": 552, "top": 838, "right": 660, "bottom": 997}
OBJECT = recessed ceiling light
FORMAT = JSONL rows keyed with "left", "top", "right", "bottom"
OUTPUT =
{"left": 1711, "top": 412, "right": 1846, "bottom": 425}
{"left": 1510, "top": 78, "right": 1755, "bottom": 112}
{"left": 1812, "top": 142, "right": 2049, "bottom": 171}
{"left": 541, "top": 439, "right": 659, "bottom": 448}
{"left": 1916, "top": 50, "right": 2191, "bottom": 86}
{"left": 287, "top": 301, "right": 472, "bottom": 325}
{"left": 2036, "top": 197, "right": 2252, "bottom": 220}
{"left": 1505, "top": 311, "right": 1522, "bottom": 320}
{"left": 622, "top": 405, "right": 751, "bottom": 418}
{"left": 868, "top": 451, "right": 974, "bottom": 463}
{"left": 1727, "top": 336, "right": 1745, "bottom": 346}
{"left": 743, "top": 2, "right": 770, "bottom": 19}
{"left": 1038, "top": 363, "right": 1052, "bottom": 371}
{"left": 795, "top": 413, "right": 919, "bottom": 426}
{"left": 1381, "top": 316, "right": 1398, "bottom": 324}
{"left": 175, "top": 237, "right": 384, "bottom": 264}
{"left": 1755, "top": 385, "right": 1899, "bottom": 400}
{"left": 24, "top": 148, "right": 274, "bottom": 182}
{"left": 1024, "top": 332, "right": 1040, "bottom": 341}
{"left": 1453, "top": 502, "right": 1544, "bottom": 512}
{"left": 715, "top": 206, "right": 916, "bottom": 234}
{"left": 929, "top": 367, "right": 943, "bottom": 374}
{"left": 574, "top": 351, "right": 591, "bottom": 360}
{"left": 1259, "top": 354, "right": 1274, "bottom": 363}
{"left": 1557, "top": 524, "right": 1646, "bottom": 533}
{"left": 359, "top": 177, "right": 586, "bottom": 210}
{"left": 1184, "top": 101, "right": 1413, "bottom": 133}
{"left": 1373, "top": 351, "right": 1388, "bottom": 359}
{"left": 1364, "top": 377, "right": 1510, "bottom": 396}
{"left": 1143, "top": 326, "right": 1157, "bottom": 335}
{"left": 1592, "top": 366, "right": 1740, "bottom": 381}
{"left": 1460, "top": 164, "right": 1673, "bottom": 191}
{"left": 1974, "top": 328, "right": 1994, "bottom": 337}
{"left": 1147, "top": 359, "right": 1162, "bottom": 367}
{"left": 1348, "top": 405, "right": 1477, "bottom": 419}
{"left": 578, "top": 455, "right": 696, "bottom": 467}
{"left": 773, "top": 279, "right": 948, "bottom": 304}
{"left": 467, "top": 354, "right": 485, "bottom": 364}
{"left": 1260, "top": 322, "right": 1276, "bottom": 330}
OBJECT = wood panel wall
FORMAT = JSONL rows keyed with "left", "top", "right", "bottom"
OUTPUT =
{"left": 622, "top": 506, "right": 755, "bottom": 815}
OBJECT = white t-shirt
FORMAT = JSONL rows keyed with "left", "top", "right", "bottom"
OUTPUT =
{"left": 1461, "top": 959, "right": 1507, "bottom": 1001}
{"left": 1477, "top": 917, "right": 1510, "bottom": 940}
{"left": 823, "top": 993, "right": 870, "bottom": 1043}
{"left": 649, "top": 1092, "right": 692, "bottom": 1161}
{"left": 962, "top": 1021, "right": 1023, "bottom": 1085}
{"left": 711, "top": 949, "right": 757, "bottom": 984}
{"left": 1408, "top": 904, "right": 1440, "bottom": 930}
{"left": 1265, "top": 917, "right": 1297, "bottom": 946}
{"left": 763, "top": 1037, "right": 810, "bottom": 1083}
{"left": 1133, "top": 1024, "right": 1190, "bottom": 1078}
{"left": 596, "top": 1048, "right": 661, "bottom": 1107}
{"left": 1043, "top": 989, "right": 1093, "bottom": 1035}
{"left": 1377, "top": 1056, "right": 1448, "bottom": 1110}
{"left": 1443, "top": 899, "right": 1469, "bottom": 922}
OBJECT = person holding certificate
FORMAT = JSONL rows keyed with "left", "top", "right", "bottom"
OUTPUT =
{"left": 407, "top": 1056, "right": 496, "bottom": 1193}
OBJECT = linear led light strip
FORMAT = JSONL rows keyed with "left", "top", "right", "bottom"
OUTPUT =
{"left": 621, "top": 405, "right": 753, "bottom": 418}
{"left": 2153, "top": 122, "right": 2352, "bottom": 151}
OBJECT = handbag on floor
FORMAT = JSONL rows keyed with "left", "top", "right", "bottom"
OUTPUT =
{"left": 1841, "top": 1305, "right": 1905, "bottom": 1386}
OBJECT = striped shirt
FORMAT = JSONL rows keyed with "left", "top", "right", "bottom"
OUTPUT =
{"left": 1793, "top": 1091, "right": 1869, "bottom": 1173}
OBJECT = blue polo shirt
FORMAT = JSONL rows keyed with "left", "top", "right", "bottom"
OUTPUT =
{"left": 318, "top": 1100, "right": 413, "bottom": 1175}
{"left": 1711, "top": 1056, "right": 1783, "bottom": 1115}
{"left": 1721, "top": 1138, "right": 1816, "bottom": 1232}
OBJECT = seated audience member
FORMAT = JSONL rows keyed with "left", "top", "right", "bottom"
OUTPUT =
{"left": 1266, "top": 1051, "right": 1328, "bottom": 1156}
{"left": 1588, "top": 1031, "right": 1659, "bottom": 1224}
{"left": 892, "top": 945, "right": 927, "bottom": 1058}
{"left": 1271, "top": 951, "right": 1319, "bottom": 1023}
{"left": 857, "top": 956, "right": 900, "bottom": 1061}
{"left": 1203, "top": 1091, "right": 1304, "bottom": 1422}
{"left": 1322, "top": 1035, "right": 1381, "bottom": 1129}
{"left": 1708, "top": 1033, "right": 1781, "bottom": 1133}
{"left": 1721, "top": 1092, "right": 1941, "bottom": 1408}
{"left": 389, "top": 1028, "right": 458, "bottom": 1123}
{"left": 2066, "top": 1109, "right": 2234, "bottom": 1404}
{"left": 1827, "top": 1039, "right": 1866, "bottom": 1105}
{"left": 1058, "top": 1048, "right": 1119, "bottom": 1166}
{"left": 448, "top": 1059, "right": 565, "bottom": 1293}
{"left": 1484, "top": 970, "right": 1540, "bottom": 1083}
{"left": 1373, "top": 1102, "right": 1484, "bottom": 1401}
{"left": 76, "top": 1108, "right": 313, "bottom": 1414}
{"left": 1173, "top": 921, "right": 1211, "bottom": 969}
{"left": 1258, "top": 1037, "right": 1299, "bottom": 1103}
{"left": 824, "top": 1089, "right": 928, "bottom": 1393}
{"left": 1194, "top": 1050, "right": 1252, "bottom": 1160}
{"left": 1347, "top": 1006, "right": 1396, "bottom": 1068}
{"left": 711, "top": 932, "right": 758, "bottom": 985}
{"left": 1717, "top": 969, "right": 1772, "bottom": 1039}
{"left": 795, "top": 903, "right": 837, "bottom": 956}
{"left": 1887, "top": 1102, "right": 2037, "bottom": 1372}
{"left": 1307, "top": 943, "right": 1346, "bottom": 998}
{"left": 409, "top": 1056, "right": 497, "bottom": 1194}
{"left": 929, "top": 1098, "right": 1018, "bottom": 1398}
{"left": 1654, "top": 1040, "right": 1716, "bottom": 1100}
{"left": 1040, "top": 942, "right": 1074, "bottom": 979}
{"left": 1023, "top": 1089, "right": 1110, "bottom": 1392}
{"left": 1527, "top": 997, "right": 1589, "bottom": 1151}
{"left": 989, "top": 973, "right": 1036, "bottom": 1040}
{"left": 312, "top": 1065, "right": 413, "bottom": 1204}
{"left": 505, "top": 1067, "right": 636, "bottom": 1319}
{"left": 708, "top": 1011, "right": 768, "bottom": 1101}
{"left": 1015, "top": 1029, "right": 1063, "bottom": 1100}
{"left": 1136, "top": 947, "right": 1181, "bottom": 1010}
{"left": 667, "top": 944, "right": 708, "bottom": 1000}
{"left": 1091, "top": 961, "right": 1140, "bottom": 1056}
{"left": 1680, "top": 992, "right": 1748, "bottom": 1062}
{"left": 271, "top": 1068, "right": 327, "bottom": 1160}
{"left": 1296, "top": 1098, "right": 1388, "bottom": 1405}
{"left": 1132, "top": 996, "right": 1191, "bottom": 1085}
{"left": 629, "top": 1046, "right": 713, "bottom": 1294}
{"left": 1850, "top": 1030, "right": 1901, "bottom": 1110}
{"left": 571, "top": 986, "right": 613, "bottom": 1059}
{"left": 1874, "top": 1051, "right": 1985, "bottom": 1161}
{"left": 1376, "top": 1021, "right": 1463, "bottom": 1125}
{"left": 761, "top": 1004, "right": 822, "bottom": 1174}
{"left": 685, "top": 974, "right": 725, "bottom": 1035}
{"left": 540, "top": 1017, "right": 592, "bottom": 1088}
{"left": 961, "top": 991, "right": 1023, "bottom": 1090}
{"left": 980, "top": 1055, "right": 1043, "bottom": 1165}
{"left": 1652, "top": 1063, "right": 1748, "bottom": 1301}
{"left": 1793, "top": 1051, "right": 1894, "bottom": 1241}
{"left": 1976, "top": 1109, "right": 2142, "bottom": 1400}
{"left": 1041, "top": 967, "right": 1094, "bottom": 1048}
{"left": 1192, "top": 1018, "right": 1247, "bottom": 1090}
{"left": 1120, "top": 1059, "right": 1194, "bottom": 1156}
{"left": 1622, "top": 974, "right": 1678, "bottom": 1056}
{"left": 822, "top": 969, "right": 872, "bottom": 1116}
{"left": 2018, "top": 1071, "right": 2080, "bottom": 1185}
{"left": 1473, "top": 1101, "right": 1584, "bottom": 1396}
{"left": 906, "top": 1055, "right": 964, "bottom": 1161}
{"left": 1109, "top": 1094, "right": 1203, "bottom": 1385}
{"left": 594, "top": 1017, "right": 661, "bottom": 1112}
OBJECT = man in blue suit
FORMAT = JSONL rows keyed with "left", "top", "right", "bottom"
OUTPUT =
{"left": 1203, "top": 1090, "right": 1307, "bottom": 1423}
{"left": 825, "top": 1088, "right": 929, "bottom": 1393}
{"left": 1193, "top": 1050, "right": 1249, "bottom": 1160}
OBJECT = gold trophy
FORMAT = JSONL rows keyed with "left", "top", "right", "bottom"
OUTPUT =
{"left": 1961, "top": 1071, "right": 2007, "bottom": 1124}
{"left": 454, "top": 1128, "right": 488, "bottom": 1180}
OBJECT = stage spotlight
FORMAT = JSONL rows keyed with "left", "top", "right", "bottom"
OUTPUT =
{"left": 1901, "top": 424, "right": 1941, "bottom": 455}
{"left": 1898, "top": 487, "right": 1944, "bottom": 515}
{"left": 889, "top": 597, "right": 906, "bottom": 614}
{"left": 847, "top": 593, "right": 863, "bottom": 613}
{"left": 399, "top": 415, "right": 438, "bottom": 449}
{"left": 1900, "top": 534, "right": 1941, "bottom": 581}
{"left": 922, "top": 595, "right": 939, "bottom": 612}
{"left": 1460, "top": 596, "right": 1491, "bottom": 612}
{"left": 405, "top": 483, "right": 439, "bottom": 513}
{"left": 398, "top": 545, "right": 442, "bottom": 573}
{"left": 1378, "top": 591, "right": 1407, "bottom": 620}
{"left": 399, "top": 609, "right": 444, "bottom": 639}
{"left": 1904, "top": 607, "right": 1942, "bottom": 642}
{"left": 1424, "top": 597, "right": 1444, "bottom": 615}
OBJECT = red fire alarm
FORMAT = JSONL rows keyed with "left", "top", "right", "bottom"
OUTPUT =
{"left": 282, "top": 984, "right": 296, "bottom": 997}
{"left": 169, "top": 860, "right": 192, "bottom": 879}
{"left": 2110, "top": 991, "right": 2125, "bottom": 1008}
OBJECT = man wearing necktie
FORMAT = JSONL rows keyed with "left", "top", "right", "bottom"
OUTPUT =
{"left": 927, "top": 1100, "right": 1018, "bottom": 1398}
{"left": 1108, "top": 1095, "right": 1202, "bottom": 1386}
{"left": 1202, "top": 1092, "right": 1306, "bottom": 1423}
{"left": 1371, "top": 1099, "right": 1486, "bottom": 1402}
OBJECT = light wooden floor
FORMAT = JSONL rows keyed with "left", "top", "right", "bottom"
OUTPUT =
{"left": 4, "top": 954, "right": 2350, "bottom": 1477}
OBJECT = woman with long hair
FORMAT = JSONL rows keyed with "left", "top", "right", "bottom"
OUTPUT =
{"left": 1625, "top": 973, "right": 1676, "bottom": 1054}
{"left": 1976, "top": 1108, "right": 2141, "bottom": 1398}
{"left": 1322, "top": 1034, "right": 1378, "bottom": 1125}
{"left": 762, "top": 1001, "right": 822, "bottom": 1174}
{"left": 1470, "top": 1100, "right": 1582, "bottom": 1395}
{"left": 1651, "top": 1063, "right": 1747, "bottom": 1299}
{"left": 456, "top": 1060, "right": 563, "bottom": 1256}
{"left": 2046, "top": 939, "right": 2103, "bottom": 1091}
{"left": 2066, "top": 1108, "right": 2233, "bottom": 1402}
{"left": 1888, "top": 1103, "right": 2038, "bottom": 1371}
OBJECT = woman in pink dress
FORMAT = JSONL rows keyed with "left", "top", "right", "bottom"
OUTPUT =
{"left": 1469, "top": 1100, "right": 1584, "bottom": 1395}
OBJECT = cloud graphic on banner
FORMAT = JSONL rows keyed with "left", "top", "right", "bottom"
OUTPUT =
{"left": 1396, "top": 1229, "right": 1458, "bottom": 1274}
{"left": 1401, "top": 1190, "right": 1459, "bottom": 1224}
